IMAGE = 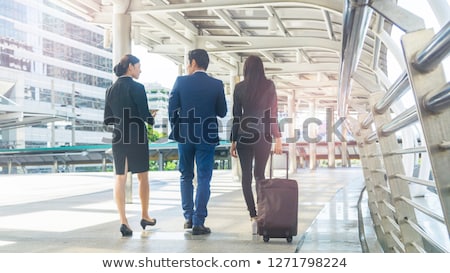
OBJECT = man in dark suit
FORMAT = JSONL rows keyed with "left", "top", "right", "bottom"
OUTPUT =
{"left": 168, "top": 49, "right": 228, "bottom": 235}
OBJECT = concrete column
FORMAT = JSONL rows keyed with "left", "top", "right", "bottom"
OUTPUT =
{"left": 71, "top": 83, "right": 76, "bottom": 146}
{"left": 53, "top": 160, "right": 58, "bottom": 173}
{"left": 112, "top": 0, "right": 132, "bottom": 67}
{"left": 341, "top": 125, "right": 349, "bottom": 167}
{"left": 327, "top": 107, "right": 336, "bottom": 168}
{"left": 158, "top": 151, "right": 164, "bottom": 171}
{"left": 287, "top": 92, "right": 296, "bottom": 173}
{"left": 183, "top": 30, "right": 196, "bottom": 74}
{"left": 183, "top": 48, "right": 189, "bottom": 75}
{"left": 8, "top": 160, "right": 12, "bottom": 174}
{"left": 102, "top": 156, "right": 106, "bottom": 172}
{"left": 49, "top": 79, "right": 55, "bottom": 147}
{"left": 178, "top": 63, "right": 183, "bottom": 76}
{"left": 15, "top": 74, "right": 25, "bottom": 148}
{"left": 309, "top": 100, "right": 317, "bottom": 170}
{"left": 112, "top": 0, "right": 133, "bottom": 202}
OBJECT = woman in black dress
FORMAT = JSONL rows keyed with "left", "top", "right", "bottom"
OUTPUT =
{"left": 104, "top": 54, "right": 157, "bottom": 237}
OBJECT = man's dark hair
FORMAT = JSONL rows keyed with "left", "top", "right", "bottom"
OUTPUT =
{"left": 188, "top": 49, "right": 209, "bottom": 70}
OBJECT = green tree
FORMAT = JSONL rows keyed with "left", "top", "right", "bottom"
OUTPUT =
{"left": 147, "top": 124, "right": 164, "bottom": 142}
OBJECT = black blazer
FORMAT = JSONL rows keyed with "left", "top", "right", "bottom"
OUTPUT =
{"left": 168, "top": 71, "right": 227, "bottom": 145}
{"left": 231, "top": 80, "right": 281, "bottom": 144}
{"left": 104, "top": 76, "right": 154, "bottom": 145}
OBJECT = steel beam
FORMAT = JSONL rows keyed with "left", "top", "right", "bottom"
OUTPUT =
{"left": 337, "top": 0, "right": 372, "bottom": 117}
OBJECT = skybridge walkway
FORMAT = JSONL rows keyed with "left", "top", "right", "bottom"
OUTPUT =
{"left": 0, "top": 0, "right": 449, "bottom": 256}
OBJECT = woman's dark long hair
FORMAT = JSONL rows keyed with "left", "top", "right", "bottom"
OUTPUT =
{"left": 113, "top": 54, "right": 140, "bottom": 77}
{"left": 242, "top": 55, "right": 271, "bottom": 106}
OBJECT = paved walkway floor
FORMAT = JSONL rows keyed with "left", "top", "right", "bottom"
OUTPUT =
{"left": 0, "top": 168, "right": 366, "bottom": 253}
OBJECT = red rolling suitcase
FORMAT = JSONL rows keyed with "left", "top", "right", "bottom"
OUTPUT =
{"left": 257, "top": 151, "right": 298, "bottom": 243}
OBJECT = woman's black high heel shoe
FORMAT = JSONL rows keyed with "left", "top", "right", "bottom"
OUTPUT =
{"left": 140, "top": 218, "right": 157, "bottom": 230}
{"left": 120, "top": 224, "right": 133, "bottom": 237}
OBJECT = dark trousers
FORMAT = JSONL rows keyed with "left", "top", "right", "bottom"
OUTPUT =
{"left": 178, "top": 143, "right": 215, "bottom": 226}
{"left": 236, "top": 140, "right": 272, "bottom": 218}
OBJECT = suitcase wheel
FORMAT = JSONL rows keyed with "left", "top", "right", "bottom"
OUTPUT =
{"left": 286, "top": 236, "right": 293, "bottom": 243}
{"left": 263, "top": 235, "right": 270, "bottom": 242}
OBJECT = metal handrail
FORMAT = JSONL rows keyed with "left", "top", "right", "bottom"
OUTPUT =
{"left": 361, "top": 112, "right": 373, "bottom": 129}
{"left": 375, "top": 72, "right": 410, "bottom": 114}
{"left": 368, "top": 152, "right": 382, "bottom": 157}
{"left": 383, "top": 200, "right": 396, "bottom": 213}
{"left": 412, "top": 21, "right": 450, "bottom": 73}
{"left": 387, "top": 230, "right": 404, "bottom": 253}
{"left": 405, "top": 219, "right": 448, "bottom": 253}
{"left": 373, "top": 169, "right": 386, "bottom": 174}
{"left": 375, "top": 184, "right": 390, "bottom": 194}
{"left": 408, "top": 241, "right": 426, "bottom": 253}
{"left": 439, "top": 141, "right": 450, "bottom": 149}
{"left": 389, "top": 146, "right": 427, "bottom": 155}
{"left": 357, "top": 186, "right": 370, "bottom": 252}
{"left": 381, "top": 106, "right": 418, "bottom": 136}
{"left": 394, "top": 174, "right": 435, "bottom": 188}
{"left": 423, "top": 82, "right": 450, "bottom": 113}
{"left": 385, "top": 216, "right": 401, "bottom": 232}
{"left": 365, "top": 130, "right": 378, "bottom": 144}
{"left": 398, "top": 196, "right": 445, "bottom": 224}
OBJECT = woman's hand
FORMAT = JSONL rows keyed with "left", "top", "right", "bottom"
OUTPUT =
{"left": 273, "top": 137, "right": 282, "bottom": 154}
{"left": 230, "top": 141, "right": 238, "bottom": 158}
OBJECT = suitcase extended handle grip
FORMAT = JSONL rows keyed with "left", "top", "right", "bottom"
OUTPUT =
{"left": 269, "top": 150, "right": 289, "bottom": 179}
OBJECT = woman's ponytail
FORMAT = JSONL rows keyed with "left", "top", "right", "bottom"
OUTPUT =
{"left": 113, "top": 54, "right": 140, "bottom": 77}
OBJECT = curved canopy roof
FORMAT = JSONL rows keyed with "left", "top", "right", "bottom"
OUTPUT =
{"left": 49, "top": 0, "right": 431, "bottom": 116}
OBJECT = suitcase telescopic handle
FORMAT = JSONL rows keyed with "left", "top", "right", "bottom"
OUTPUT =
{"left": 269, "top": 150, "right": 289, "bottom": 179}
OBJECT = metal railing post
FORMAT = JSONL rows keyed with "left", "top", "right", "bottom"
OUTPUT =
{"left": 402, "top": 28, "right": 450, "bottom": 235}
{"left": 370, "top": 92, "right": 424, "bottom": 252}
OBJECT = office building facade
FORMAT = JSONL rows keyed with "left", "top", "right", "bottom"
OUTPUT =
{"left": 0, "top": 0, "right": 170, "bottom": 149}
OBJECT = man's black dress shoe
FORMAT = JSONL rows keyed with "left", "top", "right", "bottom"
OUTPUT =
{"left": 192, "top": 225, "right": 211, "bottom": 235}
{"left": 184, "top": 219, "right": 193, "bottom": 229}
{"left": 120, "top": 224, "right": 133, "bottom": 237}
{"left": 140, "top": 218, "right": 157, "bottom": 230}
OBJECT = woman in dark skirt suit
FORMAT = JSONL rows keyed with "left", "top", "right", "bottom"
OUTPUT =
{"left": 104, "top": 54, "right": 157, "bottom": 237}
